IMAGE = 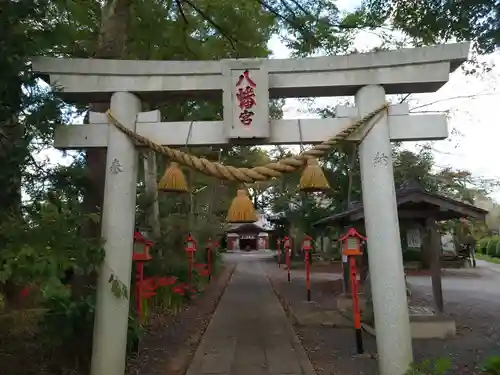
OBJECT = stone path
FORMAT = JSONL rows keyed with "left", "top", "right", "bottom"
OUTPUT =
{"left": 186, "top": 259, "right": 316, "bottom": 375}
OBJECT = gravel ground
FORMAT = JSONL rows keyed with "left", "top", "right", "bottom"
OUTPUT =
{"left": 126, "top": 264, "right": 235, "bottom": 375}
{"left": 264, "top": 259, "right": 500, "bottom": 375}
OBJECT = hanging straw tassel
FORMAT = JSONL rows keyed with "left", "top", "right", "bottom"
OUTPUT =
{"left": 158, "top": 162, "right": 188, "bottom": 193}
{"left": 299, "top": 158, "right": 330, "bottom": 192}
{"left": 226, "top": 189, "right": 257, "bottom": 223}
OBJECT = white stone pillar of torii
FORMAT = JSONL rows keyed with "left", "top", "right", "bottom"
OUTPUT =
{"left": 32, "top": 42, "right": 470, "bottom": 375}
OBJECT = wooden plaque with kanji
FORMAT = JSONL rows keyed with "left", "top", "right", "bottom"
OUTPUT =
{"left": 222, "top": 60, "right": 269, "bottom": 141}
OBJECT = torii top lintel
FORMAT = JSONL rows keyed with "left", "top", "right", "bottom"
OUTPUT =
{"left": 31, "top": 42, "right": 470, "bottom": 103}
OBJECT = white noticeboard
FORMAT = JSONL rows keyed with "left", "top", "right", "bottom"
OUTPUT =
{"left": 406, "top": 228, "right": 421, "bottom": 249}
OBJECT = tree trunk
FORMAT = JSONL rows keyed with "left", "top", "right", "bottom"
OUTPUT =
{"left": 143, "top": 150, "right": 161, "bottom": 240}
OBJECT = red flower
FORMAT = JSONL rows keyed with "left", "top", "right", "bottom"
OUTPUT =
{"left": 19, "top": 286, "right": 34, "bottom": 298}
{"left": 199, "top": 269, "right": 210, "bottom": 277}
{"left": 172, "top": 285, "right": 185, "bottom": 295}
{"left": 139, "top": 278, "right": 157, "bottom": 291}
{"left": 156, "top": 276, "right": 177, "bottom": 287}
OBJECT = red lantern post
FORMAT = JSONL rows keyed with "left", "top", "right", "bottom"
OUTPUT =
{"left": 133, "top": 231, "right": 153, "bottom": 321}
{"left": 277, "top": 238, "right": 281, "bottom": 268}
{"left": 339, "top": 228, "right": 367, "bottom": 354}
{"left": 283, "top": 236, "right": 292, "bottom": 282}
{"left": 205, "top": 237, "right": 214, "bottom": 281}
{"left": 185, "top": 234, "right": 197, "bottom": 287}
{"left": 302, "top": 235, "right": 313, "bottom": 301}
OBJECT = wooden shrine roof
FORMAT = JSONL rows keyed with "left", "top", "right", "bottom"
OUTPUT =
{"left": 226, "top": 222, "right": 270, "bottom": 234}
{"left": 313, "top": 182, "right": 488, "bottom": 228}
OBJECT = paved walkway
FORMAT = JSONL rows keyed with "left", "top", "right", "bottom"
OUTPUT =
{"left": 476, "top": 259, "right": 500, "bottom": 274}
{"left": 186, "top": 259, "right": 316, "bottom": 375}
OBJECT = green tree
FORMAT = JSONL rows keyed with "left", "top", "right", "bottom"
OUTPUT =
{"left": 356, "top": 0, "right": 499, "bottom": 54}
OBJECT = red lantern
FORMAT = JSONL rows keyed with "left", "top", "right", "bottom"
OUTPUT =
{"left": 185, "top": 234, "right": 197, "bottom": 253}
{"left": 302, "top": 236, "right": 312, "bottom": 252}
{"left": 133, "top": 231, "right": 153, "bottom": 261}
{"left": 339, "top": 228, "right": 366, "bottom": 256}
{"left": 283, "top": 236, "right": 291, "bottom": 250}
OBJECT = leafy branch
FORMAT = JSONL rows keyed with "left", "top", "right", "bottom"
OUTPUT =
{"left": 108, "top": 273, "right": 129, "bottom": 300}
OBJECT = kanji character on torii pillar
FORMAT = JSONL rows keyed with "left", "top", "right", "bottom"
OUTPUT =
{"left": 32, "top": 42, "right": 470, "bottom": 375}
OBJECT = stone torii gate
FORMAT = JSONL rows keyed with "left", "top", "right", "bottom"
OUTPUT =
{"left": 32, "top": 42, "right": 469, "bottom": 375}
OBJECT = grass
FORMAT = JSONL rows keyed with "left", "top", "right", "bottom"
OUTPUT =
{"left": 476, "top": 253, "right": 500, "bottom": 264}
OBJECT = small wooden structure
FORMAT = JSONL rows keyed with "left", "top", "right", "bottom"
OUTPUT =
{"left": 313, "top": 181, "right": 488, "bottom": 312}
{"left": 226, "top": 223, "right": 270, "bottom": 251}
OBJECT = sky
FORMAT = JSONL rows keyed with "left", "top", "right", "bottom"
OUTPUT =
{"left": 38, "top": 0, "right": 500, "bottom": 201}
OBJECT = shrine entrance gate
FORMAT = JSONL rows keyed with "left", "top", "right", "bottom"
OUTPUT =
{"left": 32, "top": 42, "right": 469, "bottom": 375}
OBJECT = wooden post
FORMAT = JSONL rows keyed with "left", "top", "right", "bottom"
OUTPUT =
{"left": 188, "top": 252, "right": 193, "bottom": 287}
{"left": 349, "top": 256, "right": 364, "bottom": 354}
{"left": 342, "top": 226, "right": 351, "bottom": 293}
{"left": 207, "top": 246, "right": 212, "bottom": 281}
{"left": 302, "top": 236, "right": 313, "bottom": 301}
{"left": 426, "top": 218, "right": 444, "bottom": 313}
{"left": 286, "top": 248, "right": 291, "bottom": 282}
{"left": 135, "top": 261, "right": 144, "bottom": 321}
{"left": 284, "top": 236, "right": 291, "bottom": 282}
{"left": 305, "top": 249, "right": 311, "bottom": 301}
{"left": 342, "top": 253, "right": 351, "bottom": 293}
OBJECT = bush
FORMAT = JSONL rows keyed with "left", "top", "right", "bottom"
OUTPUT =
{"left": 404, "top": 358, "right": 450, "bottom": 375}
{"left": 487, "top": 237, "right": 500, "bottom": 257}
{"left": 39, "top": 279, "right": 95, "bottom": 372}
{"left": 406, "top": 355, "right": 500, "bottom": 375}
{"left": 483, "top": 355, "right": 500, "bottom": 374}
{"left": 477, "top": 237, "right": 491, "bottom": 254}
{"left": 495, "top": 241, "right": 500, "bottom": 258}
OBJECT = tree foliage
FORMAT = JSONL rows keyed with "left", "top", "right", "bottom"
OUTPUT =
{"left": 358, "top": 0, "right": 499, "bottom": 54}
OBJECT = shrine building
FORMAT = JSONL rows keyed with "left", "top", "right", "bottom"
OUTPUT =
{"left": 226, "top": 211, "right": 272, "bottom": 251}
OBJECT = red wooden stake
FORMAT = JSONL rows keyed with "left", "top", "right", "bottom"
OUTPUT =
{"left": 283, "top": 236, "right": 292, "bottom": 282}
{"left": 305, "top": 249, "right": 311, "bottom": 301}
{"left": 188, "top": 252, "right": 193, "bottom": 287}
{"left": 135, "top": 262, "right": 145, "bottom": 321}
{"left": 207, "top": 246, "right": 212, "bottom": 281}
{"left": 302, "top": 236, "right": 313, "bottom": 301}
{"left": 349, "top": 256, "right": 364, "bottom": 354}
{"left": 277, "top": 238, "right": 281, "bottom": 268}
{"left": 286, "top": 247, "right": 291, "bottom": 282}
